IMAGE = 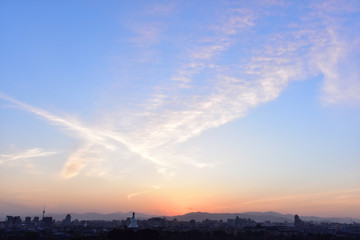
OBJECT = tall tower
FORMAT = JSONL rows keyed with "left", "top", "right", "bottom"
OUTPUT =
{"left": 42, "top": 205, "right": 45, "bottom": 220}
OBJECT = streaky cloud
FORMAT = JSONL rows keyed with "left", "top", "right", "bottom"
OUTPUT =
{"left": 0, "top": 148, "right": 57, "bottom": 164}
{"left": 1, "top": 0, "right": 359, "bottom": 179}
{"left": 127, "top": 186, "right": 160, "bottom": 200}
{"left": 120, "top": 0, "right": 360, "bottom": 171}
{"left": 0, "top": 91, "right": 173, "bottom": 178}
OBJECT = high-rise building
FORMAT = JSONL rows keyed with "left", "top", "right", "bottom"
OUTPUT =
{"left": 25, "top": 217, "right": 31, "bottom": 224}
{"left": 63, "top": 214, "right": 71, "bottom": 225}
{"left": 6, "top": 216, "right": 13, "bottom": 223}
{"left": 43, "top": 217, "right": 53, "bottom": 226}
{"left": 13, "top": 216, "right": 21, "bottom": 225}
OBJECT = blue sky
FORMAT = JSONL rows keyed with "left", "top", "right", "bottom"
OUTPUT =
{"left": 1, "top": 0, "right": 360, "bottom": 217}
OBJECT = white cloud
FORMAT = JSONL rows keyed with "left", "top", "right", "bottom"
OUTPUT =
{"left": 127, "top": 185, "right": 160, "bottom": 200}
{"left": 129, "top": 22, "right": 165, "bottom": 47}
{"left": 305, "top": 1, "right": 360, "bottom": 104}
{"left": 0, "top": 148, "right": 57, "bottom": 164}
{"left": 170, "top": 10, "right": 255, "bottom": 88}
{"left": 61, "top": 143, "right": 100, "bottom": 178}
{"left": 310, "top": 30, "right": 360, "bottom": 104}
{"left": 0, "top": 92, "right": 174, "bottom": 178}
{"left": 1, "top": 1, "right": 359, "bottom": 179}
{"left": 142, "top": 2, "right": 177, "bottom": 16}
{"left": 123, "top": 0, "right": 359, "bottom": 172}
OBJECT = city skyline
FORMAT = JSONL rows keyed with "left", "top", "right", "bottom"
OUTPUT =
{"left": 1, "top": 1, "right": 360, "bottom": 218}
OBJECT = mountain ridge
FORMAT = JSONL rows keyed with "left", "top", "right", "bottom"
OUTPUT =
{"left": 167, "top": 211, "right": 360, "bottom": 224}
{"left": 3, "top": 211, "right": 359, "bottom": 224}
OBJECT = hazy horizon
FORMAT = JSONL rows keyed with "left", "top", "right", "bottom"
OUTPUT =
{"left": 1, "top": 1, "right": 360, "bottom": 218}
{"left": 2, "top": 208, "right": 360, "bottom": 221}
{"left": 2, "top": 205, "right": 360, "bottom": 220}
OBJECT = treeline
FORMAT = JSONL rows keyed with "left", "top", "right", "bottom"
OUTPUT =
{"left": 1, "top": 229, "right": 360, "bottom": 240}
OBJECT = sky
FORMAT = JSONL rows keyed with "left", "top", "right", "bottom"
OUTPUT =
{"left": 1, "top": 0, "right": 360, "bottom": 218}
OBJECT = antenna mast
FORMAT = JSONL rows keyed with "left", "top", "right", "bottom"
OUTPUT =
{"left": 42, "top": 205, "right": 45, "bottom": 220}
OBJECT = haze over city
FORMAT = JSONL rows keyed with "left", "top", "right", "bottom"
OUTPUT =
{"left": 1, "top": 0, "right": 360, "bottom": 219}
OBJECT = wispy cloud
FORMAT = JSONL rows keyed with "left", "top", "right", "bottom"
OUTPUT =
{"left": 0, "top": 148, "right": 57, "bottom": 165}
{"left": 125, "top": 0, "right": 360, "bottom": 171}
{"left": 0, "top": 91, "right": 176, "bottom": 178}
{"left": 141, "top": 2, "right": 177, "bottom": 16}
{"left": 1, "top": 1, "right": 359, "bottom": 179}
{"left": 307, "top": 1, "right": 360, "bottom": 104}
{"left": 129, "top": 22, "right": 166, "bottom": 47}
{"left": 126, "top": 3, "right": 175, "bottom": 48}
{"left": 129, "top": 8, "right": 299, "bottom": 152}
{"left": 127, "top": 186, "right": 160, "bottom": 200}
{"left": 172, "top": 9, "right": 256, "bottom": 87}
{"left": 60, "top": 143, "right": 100, "bottom": 179}
{"left": 311, "top": 30, "right": 360, "bottom": 104}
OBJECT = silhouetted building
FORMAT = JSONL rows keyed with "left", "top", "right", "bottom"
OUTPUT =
{"left": 62, "top": 214, "right": 71, "bottom": 225}
{"left": 294, "top": 214, "right": 302, "bottom": 226}
{"left": 13, "top": 216, "right": 22, "bottom": 225}
{"left": 190, "top": 219, "right": 196, "bottom": 228}
{"left": 6, "top": 216, "right": 13, "bottom": 223}
{"left": 294, "top": 214, "right": 306, "bottom": 232}
{"left": 235, "top": 216, "right": 241, "bottom": 228}
{"left": 25, "top": 216, "right": 31, "bottom": 224}
{"left": 147, "top": 217, "right": 166, "bottom": 228}
{"left": 227, "top": 218, "right": 234, "bottom": 227}
{"left": 43, "top": 216, "right": 53, "bottom": 226}
{"left": 33, "top": 216, "right": 39, "bottom": 222}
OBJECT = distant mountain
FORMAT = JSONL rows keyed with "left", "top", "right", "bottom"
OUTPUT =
{"left": 9, "top": 211, "right": 360, "bottom": 224}
{"left": 168, "top": 211, "right": 360, "bottom": 224}
{"left": 168, "top": 211, "right": 293, "bottom": 223}
{"left": 301, "top": 215, "right": 360, "bottom": 224}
